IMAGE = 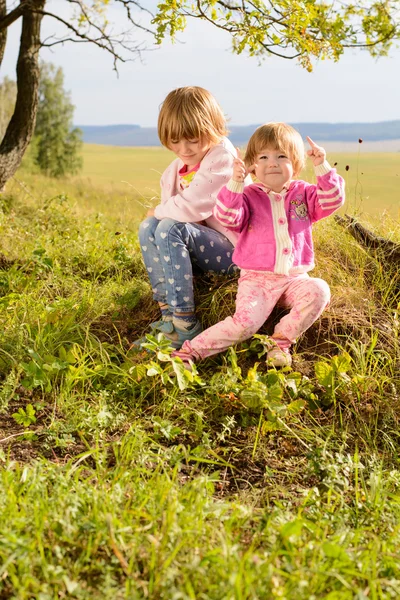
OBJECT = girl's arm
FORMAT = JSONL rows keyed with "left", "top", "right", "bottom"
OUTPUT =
{"left": 154, "top": 144, "right": 234, "bottom": 223}
{"left": 304, "top": 138, "right": 345, "bottom": 222}
{"left": 213, "top": 151, "right": 252, "bottom": 232}
{"left": 305, "top": 162, "right": 345, "bottom": 222}
{"left": 213, "top": 180, "right": 251, "bottom": 233}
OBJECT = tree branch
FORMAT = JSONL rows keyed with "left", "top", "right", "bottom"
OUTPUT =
{"left": 116, "top": 0, "right": 155, "bottom": 33}
{"left": 192, "top": 0, "right": 300, "bottom": 59}
{"left": 35, "top": 9, "right": 126, "bottom": 68}
{"left": 32, "top": 3, "right": 153, "bottom": 70}
{"left": 342, "top": 25, "right": 399, "bottom": 49}
{"left": 0, "top": 0, "right": 32, "bottom": 32}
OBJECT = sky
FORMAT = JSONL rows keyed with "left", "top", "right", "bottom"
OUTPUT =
{"left": 2, "top": 0, "right": 400, "bottom": 127}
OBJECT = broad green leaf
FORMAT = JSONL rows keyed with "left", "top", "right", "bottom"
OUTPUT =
{"left": 280, "top": 518, "right": 303, "bottom": 540}
{"left": 261, "top": 420, "right": 282, "bottom": 434}
{"left": 322, "top": 541, "right": 350, "bottom": 562}
{"left": 315, "top": 361, "right": 334, "bottom": 388}
{"left": 240, "top": 389, "right": 264, "bottom": 409}
{"left": 286, "top": 399, "right": 306, "bottom": 415}
{"left": 332, "top": 352, "right": 352, "bottom": 374}
{"left": 267, "top": 381, "right": 284, "bottom": 403}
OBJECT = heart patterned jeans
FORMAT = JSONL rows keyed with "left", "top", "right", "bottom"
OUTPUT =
{"left": 138, "top": 217, "right": 238, "bottom": 314}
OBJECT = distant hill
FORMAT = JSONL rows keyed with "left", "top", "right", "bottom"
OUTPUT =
{"left": 78, "top": 121, "right": 400, "bottom": 147}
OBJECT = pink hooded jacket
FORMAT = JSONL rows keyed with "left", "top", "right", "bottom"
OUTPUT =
{"left": 154, "top": 137, "right": 248, "bottom": 245}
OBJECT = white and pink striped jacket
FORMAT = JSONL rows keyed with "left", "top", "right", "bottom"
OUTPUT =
{"left": 213, "top": 161, "right": 345, "bottom": 275}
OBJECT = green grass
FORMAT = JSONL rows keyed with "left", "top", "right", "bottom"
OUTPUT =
{"left": 8, "top": 145, "right": 174, "bottom": 227}
{"left": 0, "top": 150, "right": 399, "bottom": 598}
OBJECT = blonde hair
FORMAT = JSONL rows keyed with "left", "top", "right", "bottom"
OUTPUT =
{"left": 158, "top": 86, "right": 227, "bottom": 148}
{"left": 245, "top": 122, "right": 305, "bottom": 176}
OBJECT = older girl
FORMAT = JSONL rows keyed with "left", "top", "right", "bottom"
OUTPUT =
{"left": 136, "top": 86, "right": 250, "bottom": 349}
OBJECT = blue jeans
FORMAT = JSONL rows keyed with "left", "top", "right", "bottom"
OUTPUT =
{"left": 138, "top": 217, "right": 237, "bottom": 314}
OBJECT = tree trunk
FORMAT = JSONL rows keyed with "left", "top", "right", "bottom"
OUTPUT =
{"left": 335, "top": 214, "right": 400, "bottom": 265}
{"left": 0, "top": 0, "right": 45, "bottom": 192}
{"left": 0, "top": 0, "right": 7, "bottom": 66}
{"left": 335, "top": 214, "right": 400, "bottom": 307}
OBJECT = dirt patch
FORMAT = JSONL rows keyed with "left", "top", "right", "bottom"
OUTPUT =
{"left": 0, "top": 254, "right": 16, "bottom": 270}
{"left": 0, "top": 395, "right": 85, "bottom": 463}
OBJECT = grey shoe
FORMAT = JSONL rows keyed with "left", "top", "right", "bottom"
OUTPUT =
{"left": 131, "top": 318, "right": 202, "bottom": 351}
{"left": 167, "top": 319, "right": 202, "bottom": 350}
{"left": 130, "top": 318, "right": 175, "bottom": 350}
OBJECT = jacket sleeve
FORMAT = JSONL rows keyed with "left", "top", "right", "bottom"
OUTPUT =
{"left": 153, "top": 144, "right": 234, "bottom": 222}
{"left": 305, "top": 161, "right": 345, "bottom": 223}
{"left": 213, "top": 180, "right": 251, "bottom": 233}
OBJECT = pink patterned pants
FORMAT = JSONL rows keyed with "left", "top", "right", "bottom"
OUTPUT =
{"left": 175, "top": 270, "right": 331, "bottom": 361}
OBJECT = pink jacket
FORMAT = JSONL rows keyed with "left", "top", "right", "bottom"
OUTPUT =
{"left": 154, "top": 137, "right": 245, "bottom": 245}
{"left": 213, "top": 161, "right": 345, "bottom": 275}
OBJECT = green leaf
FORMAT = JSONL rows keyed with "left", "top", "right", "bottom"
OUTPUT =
{"left": 171, "top": 359, "right": 193, "bottom": 391}
{"left": 315, "top": 361, "right": 334, "bottom": 388}
{"left": 332, "top": 352, "right": 352, "bottom": 374}
{"left": 280, "top": 518, "right": 303, "bottom": 540}
{"left": 267, "top": 381, "right": 284, "bottom": 404}
{"left": 146, "top": 363, "right": 162, "bottom": 377}
{"left": 12, "top": 404, "right": 36, "bottom": 427}
{"left": 261, "top": 420, "right": 282, "bottom": 434}
{"left": 322, "top": 541, "right": 350, "bottom": 562}
{"left": 240, "top": 389, "right": 264, "bottom": 409}
{"left": 286, "top": 399, "right": 306, "bottom": 415}
{"left": 285, "top": 372, "right": 303, "bottom": 398}
{"left": 27, "top": 348, "right": 42, "bottom": 362}
{"left": 26, "top": 404, "right": 36, "bottom": 421}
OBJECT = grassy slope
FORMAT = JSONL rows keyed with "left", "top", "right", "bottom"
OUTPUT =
{"left": 0, "top": 151, "right": 399, "bottom": 599}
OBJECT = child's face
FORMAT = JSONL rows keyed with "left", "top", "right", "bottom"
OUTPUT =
{"left": 253, "top": 147, "right": 294, "bottom": 192}
{"left": 169, "top": 137, "right": 211, "bottom": 168}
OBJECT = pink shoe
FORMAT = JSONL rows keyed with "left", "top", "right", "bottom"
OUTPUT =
{"left": 266, "top": 346, "right": 292, "bottom": 368}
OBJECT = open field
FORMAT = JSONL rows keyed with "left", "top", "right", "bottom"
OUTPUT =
{"left": 79, "top": 144, "right": 399, "bottom": 219}
{"left": 306, "top": 150, "right": 400, "bottom": 219}
{"left": 0, "top": 148, "right": 399, "bottom": 598}
{"left": 13, "top": 144, "right": 399, "bottom": 222}
{"left": 76, "top": 144, "right": 174, "bottom": 198}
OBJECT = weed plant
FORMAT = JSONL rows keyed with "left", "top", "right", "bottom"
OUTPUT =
{"left": 0, "top": 163, "right": 399, "bottom": 598}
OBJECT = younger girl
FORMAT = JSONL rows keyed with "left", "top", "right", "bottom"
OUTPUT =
{"left": 173, "top": 122, "right": 345, "bottom": 367}
{"left": 137, "top": 86, "right": 250, "bottom": 349}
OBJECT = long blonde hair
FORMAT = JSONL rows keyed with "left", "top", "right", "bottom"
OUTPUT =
{"left": 245, "top": 122, "right": 306, "bottom": 176}
{"left": 158, "top": 86, "right": 227, "bottom": 149}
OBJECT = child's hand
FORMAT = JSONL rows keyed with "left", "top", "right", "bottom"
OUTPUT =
{"left": 233, "top": 148, "right": 257, "bottom": 182}
{"left": 306, "top": 137, "right": 326, "bottom": 166}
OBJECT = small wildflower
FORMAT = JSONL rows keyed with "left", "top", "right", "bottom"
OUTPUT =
{"left": 358, "top": 138, "right": 363, "bottom": 143}
{"left": 345, "top": 165, "right": 350, "bottom": 171}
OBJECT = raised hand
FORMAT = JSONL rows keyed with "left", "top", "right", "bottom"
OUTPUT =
{"left": 306, "top": 136, "right": 326, "bottom": 167}
{"left": 233, "top": 148, "right": 257, "bottom": 183}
